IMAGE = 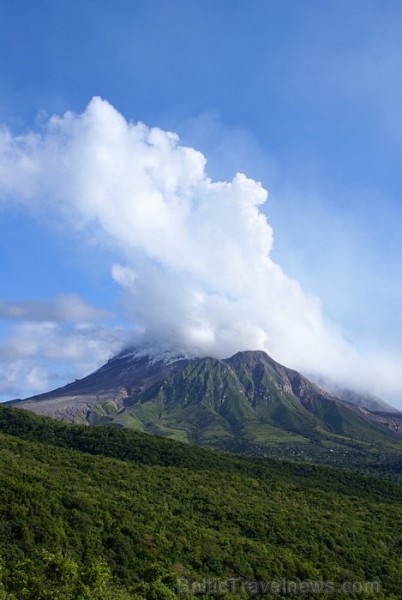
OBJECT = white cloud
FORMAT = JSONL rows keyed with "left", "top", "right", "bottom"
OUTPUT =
{"left": 0, "top": 361, "right": 50, "bottom": 400}
{"left": 1, "top": 97, "right": 402, "bottom": 405}
{"left": 0, "top": 321, "right": 128, "bottom": 400}
{"left": 0, "top": 294, "right": 110, "bottom": 322}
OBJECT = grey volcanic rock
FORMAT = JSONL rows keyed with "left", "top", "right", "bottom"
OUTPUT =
{"left": 13, "top": 349, "right": 188, "bottom": 424}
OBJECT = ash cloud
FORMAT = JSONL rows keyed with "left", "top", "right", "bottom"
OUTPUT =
{"left": 0, "top": 97, "right": 401, "bottom": 404}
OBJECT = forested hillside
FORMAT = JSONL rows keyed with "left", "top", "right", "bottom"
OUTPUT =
{"left": 0, "top": 406, "right": 401, "bottom": 599}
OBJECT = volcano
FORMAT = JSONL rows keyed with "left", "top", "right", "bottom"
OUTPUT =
{"left": 9, "top": 348, "right": 402, "bottom": 460}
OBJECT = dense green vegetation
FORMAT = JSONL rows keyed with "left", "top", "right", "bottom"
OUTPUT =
{"left": 0, "top": 406, "right": 402, "bottom": 598}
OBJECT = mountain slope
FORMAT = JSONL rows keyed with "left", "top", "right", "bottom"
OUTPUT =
{"left": 10, "top": 349, "right": 402, "bottom": 465}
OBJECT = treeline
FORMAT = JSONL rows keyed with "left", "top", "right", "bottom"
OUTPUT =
{"left": 0, "top": 406, "right": 401, "bottom": 502}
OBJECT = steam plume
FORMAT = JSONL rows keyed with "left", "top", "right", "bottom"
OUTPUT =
{"left": 1, "top": 97, "right": 401, "bottom": 402}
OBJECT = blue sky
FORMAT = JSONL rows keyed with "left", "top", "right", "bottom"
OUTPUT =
{"left": 1, "top": 0, "right": 402, "bottom": 405}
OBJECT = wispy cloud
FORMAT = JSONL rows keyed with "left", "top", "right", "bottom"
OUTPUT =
{"left": 0, "top": 321, "right": 128, "bottom": 400}
{"left": 0, "top": 294, "right": 110, "bottom": 322}
{"left": 0, "top": 293, "right": 122, "bottom": 400}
